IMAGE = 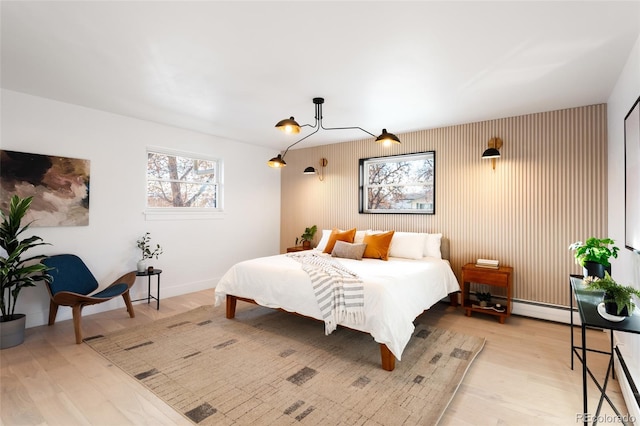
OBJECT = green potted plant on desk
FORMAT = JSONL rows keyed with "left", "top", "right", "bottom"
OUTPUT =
{"left": 296, "top": 225, "right": 317, "bottom": 250}
{"left": 569, "top": 237, "right": 619, "bottom": 278}
{"left": 0, "top": 195, "right": 51, "bottom": 349}
{"left": 584, "top": 272, "right": 640, "bottom": 317}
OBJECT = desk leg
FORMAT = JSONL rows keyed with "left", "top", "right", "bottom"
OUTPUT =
{"left": 595, "top": 353, "right": 613, "bottom": 421}
{"left": 582, "top": 323, "right": 588, "bottom": 426}
{"left": 147, "top": 275, "right": 151, "bottom": 305}
{"left": 570, "top": 279, "right": 574, "bottom": 370}
{"left": 156, "top": 273, "right": 160, "bottom": 310}
{"left": 610, "top": 330, "right": 615, "bottom": 380}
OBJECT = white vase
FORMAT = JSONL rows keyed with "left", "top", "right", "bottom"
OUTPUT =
{"left": 137, "top": 259, "right": 147, "bottom": 273}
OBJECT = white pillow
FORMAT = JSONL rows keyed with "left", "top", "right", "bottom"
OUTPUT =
{"left": 354, "top": 230, "right": 369, "bottom": 244}
{"left": 389, "top": 232, "right": 427, "bottom": 260}
{"left": 315, "top": 229, "right": 333, "bottom": 252}
{"left": 423, "top": 233, "right": 442, "bottom": 258}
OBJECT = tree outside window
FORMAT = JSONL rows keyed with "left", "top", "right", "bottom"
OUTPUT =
{"left": 146, "top": 150, "right": 222, "bottom": 210}
{"left": 359, "top": 152, "right": 435, "bottom": 214}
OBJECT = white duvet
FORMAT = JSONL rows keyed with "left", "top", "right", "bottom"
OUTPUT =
{"left": 214, "top": 252, "right": 460, "bottom": 360}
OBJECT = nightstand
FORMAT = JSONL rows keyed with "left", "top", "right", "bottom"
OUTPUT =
{"left": 461, "top": 263, "right": 513, "bottom": 323}
{"left": 286, "top": 246, "right": 311, "bottom": 253}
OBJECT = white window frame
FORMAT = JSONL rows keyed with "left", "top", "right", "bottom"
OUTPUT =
{"left": 144, "top": 146, "right": 224, "bottom": 221}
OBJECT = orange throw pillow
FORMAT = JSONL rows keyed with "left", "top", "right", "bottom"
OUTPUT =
{"left": 323, "top": 228, "right": 357, "bottom": 254}
{"left": 363, "top": 231, "right": 395, "bottom": 260}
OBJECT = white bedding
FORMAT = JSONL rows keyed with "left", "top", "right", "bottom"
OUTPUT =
{"left": 214, "top": 253, "right": 460, "bottom": 360}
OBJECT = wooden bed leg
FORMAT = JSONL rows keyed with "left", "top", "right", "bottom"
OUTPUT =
{"left": 380, "top": 344, "right": 396, "bottom": 371}
{"left": 226, "top": 295, "right": 237, "bottom": 319}
{"left": 450, "top": 292, "right": 459, "bottom": 306}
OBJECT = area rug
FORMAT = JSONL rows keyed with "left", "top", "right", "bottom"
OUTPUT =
{"left": 85, "top": 304, "right": 485, "bottom": 425}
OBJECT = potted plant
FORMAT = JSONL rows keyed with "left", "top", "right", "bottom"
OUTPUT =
{"left": 584, "top": 272, "right": 640, "bottom": 317}
{"left": 136, "top": 232, "right": 163, "bottom": 272}
{"left": 0, "top": 195, "right": 51, "bottom": 349}
{"left": 296, "top": 225, "right": 317, "bottom": 249}
{"left": 569, "top": 237, "right": 619, "bottom": 278}
{"left": 476, "top": 292, "right": 492, "bottom": 307}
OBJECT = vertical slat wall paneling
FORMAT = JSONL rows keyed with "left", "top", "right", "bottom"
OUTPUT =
{"left": 280, "top": 104, "right": 607, "bottom": 307}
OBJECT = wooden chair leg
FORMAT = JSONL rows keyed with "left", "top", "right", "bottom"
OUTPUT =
{"left": 122, "top": 291, "right": 135, "bottom": 318}
{"left": 48, "top": 300, "right": 59, "bottom": 325}
{"left": 72, "top": 304, "right": 84, "bottom": 344}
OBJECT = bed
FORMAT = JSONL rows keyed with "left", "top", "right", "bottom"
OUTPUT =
{"left": 214, "top": 230, "right": 460, "bottom": 371}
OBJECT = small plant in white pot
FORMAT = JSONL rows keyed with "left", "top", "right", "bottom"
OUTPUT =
{"left": 0, "top": 195, "right": 51, "bottom": 349}
{"left": 136, "top": 232, "right": 163, "bottom": 272}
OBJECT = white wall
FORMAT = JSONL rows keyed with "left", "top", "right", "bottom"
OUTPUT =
{"left": 607, "top": 34, "right": 640, "bottom": 421}
{"left": 1, "top": 89, "right": 281, "bottom": 328}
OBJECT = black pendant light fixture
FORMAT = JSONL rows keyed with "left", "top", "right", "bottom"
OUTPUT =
{"left": 268, "top": 97, "right": 400, "bottom": 168}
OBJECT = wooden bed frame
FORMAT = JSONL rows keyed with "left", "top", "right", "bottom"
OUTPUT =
{"left": 223, "top": 237, "right": 456, "bottom": 372}
{"left": 225, "top": 292, "right": 459, "bottom": 372}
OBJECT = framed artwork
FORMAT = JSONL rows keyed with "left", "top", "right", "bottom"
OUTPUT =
{"left": 0, "top": 150, "right": 90, "bottom": 227}
{"left": 359, "top": 151, "right": 435, "bottom": 214}
{"left": 625, "top": 95, "right": 640, "bottom": 253}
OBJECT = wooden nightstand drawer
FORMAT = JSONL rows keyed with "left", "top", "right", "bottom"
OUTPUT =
{"left": 462, "top": 268, "right": 510, "bottom": 287}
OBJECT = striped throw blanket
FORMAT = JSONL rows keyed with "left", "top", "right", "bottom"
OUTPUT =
{"left": 288, "top": 251, "right": 365, "bottom": 335}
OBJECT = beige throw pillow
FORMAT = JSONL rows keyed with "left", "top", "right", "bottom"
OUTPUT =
{"left": 331, "top": 241, "right": 367, "bottom": 260}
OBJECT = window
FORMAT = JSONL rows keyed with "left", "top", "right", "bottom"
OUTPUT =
{"left": 146, "top": 148, "right": 222, "bottom": 216}
{"left": 359, "top": 151, "right": 435, "bottom": 214}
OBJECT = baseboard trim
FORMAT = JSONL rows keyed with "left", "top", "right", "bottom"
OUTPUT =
{"left": 510, "top": 298, "right": 581, "bottom": 324}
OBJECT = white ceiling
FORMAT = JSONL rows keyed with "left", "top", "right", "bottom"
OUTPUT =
{"left": 2, "top": 1, "right": 639, "bottom": 153}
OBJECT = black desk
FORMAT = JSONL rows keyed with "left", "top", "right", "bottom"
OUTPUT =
{"left": 133, "top": 269, "right": 162, "bottom": 310}
{"left": 570, "top": 274, "right": 640, "bottom": 425}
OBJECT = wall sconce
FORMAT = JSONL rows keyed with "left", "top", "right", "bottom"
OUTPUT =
{"left": 303, "top": 158, "right": 328, "bottom": 181}
{"left": 268, "top": 97, "right": 400, "bottom": 168}
{"left": 482, "top": 137, "right": 503, "bottom": 170}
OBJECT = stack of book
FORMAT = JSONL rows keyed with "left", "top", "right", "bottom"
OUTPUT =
{"left": 475, "top": 258, "right": 499, "bottom": 269}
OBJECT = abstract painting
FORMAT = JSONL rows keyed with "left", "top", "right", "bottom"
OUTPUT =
{"left": 0, "top": 150, "right": 90, "bottom": 227}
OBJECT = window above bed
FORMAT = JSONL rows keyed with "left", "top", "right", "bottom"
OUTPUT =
{"left": 144, "top": 147, "right": 223, "bottom": 221}
{"left": 359, "top": 151, "right": 435, "bottom": 214}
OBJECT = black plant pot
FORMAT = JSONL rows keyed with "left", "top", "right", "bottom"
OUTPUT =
{"left": 603, "top": 292, "right": 630, "bottom": 317}
{"left": 583, "top": 261, "right": 611, "bottom": 279}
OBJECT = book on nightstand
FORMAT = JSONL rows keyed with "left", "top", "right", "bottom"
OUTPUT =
{"left": 475, "top": 258, "right": 500, "bottom": 269}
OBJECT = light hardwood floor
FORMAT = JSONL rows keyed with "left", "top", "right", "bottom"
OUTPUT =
{"left": 0, "top": 289, "right": 631, "bottom": 425}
